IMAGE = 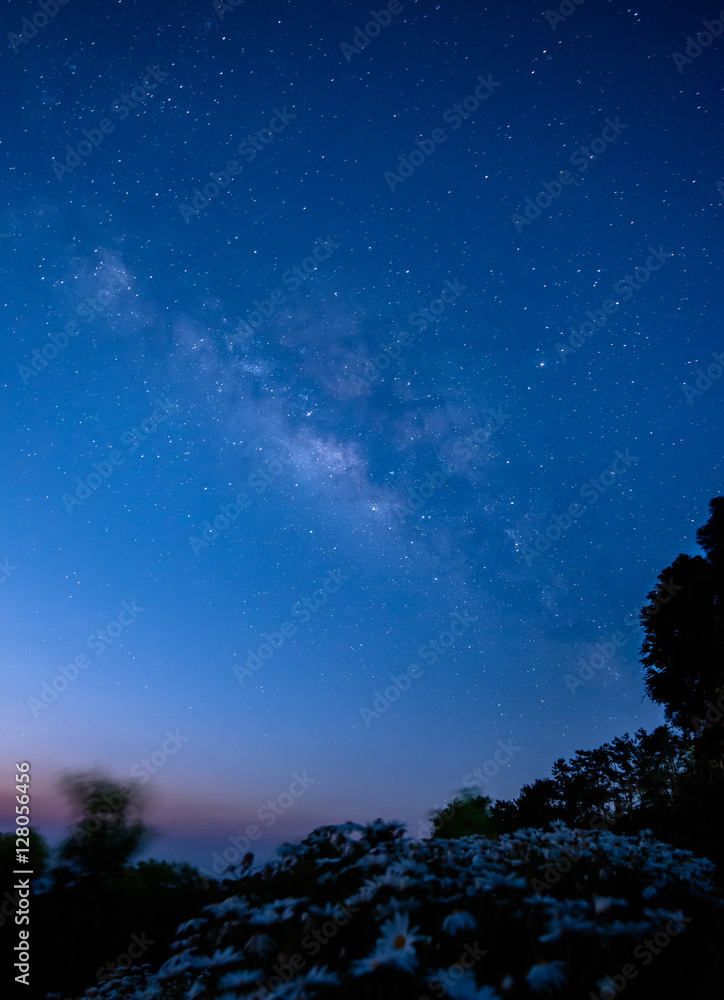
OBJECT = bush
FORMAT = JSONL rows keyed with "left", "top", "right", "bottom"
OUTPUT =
{"left": 59, "top": 820, "right": 722, "bottom": 999}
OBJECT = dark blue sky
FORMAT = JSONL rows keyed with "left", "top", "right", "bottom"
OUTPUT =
{"left": 1, "top": 0, "right": 722, "bottom": 870}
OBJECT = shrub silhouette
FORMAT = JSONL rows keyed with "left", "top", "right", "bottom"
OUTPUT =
{"left": 57, "top": 769, "right": 150, "bottom": 883}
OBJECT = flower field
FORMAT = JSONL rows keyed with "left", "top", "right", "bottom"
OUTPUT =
{"left": 52, "top": 819, "right": 723, "bottom": 1000}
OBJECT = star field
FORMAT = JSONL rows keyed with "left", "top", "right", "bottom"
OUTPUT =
{"left": 1, "top": 0, "right": 722, "bottom": 866}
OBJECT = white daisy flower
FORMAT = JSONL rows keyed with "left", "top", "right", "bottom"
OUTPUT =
{"left": 204, "top": 897, "right": 250, "bottom": 918}
{"left": 542, "top": 899, "right": 591, "bottom": 917}
{"left": 305, "top": 902, "right": 346, "bottom": 921}
{"left": 601, "top": 919, "right": 654, "bottom": 937}
{"left": 478, "top": 871, "right": 527, "bottom": 891}
{"left": 593, "top": 896, "right": 628, "bottom": 914}
{"left": 157, "top": 950, "right": 201, "bottom": 980}
{"left": 374, "top": 895, "right": 415, "bottom": 919}
{"left": 538, "top": 913, "right": 597, "bottom": 942}
{"left": 374, "top": 910, "right": 425, "bottom": 972}
{"left": 177, "top": 917, "right": 205, "bottom": 934}
{"left": 305, "top": 965, "right": 340, "bottom": 983}
{"left": 351, "top": 911, "right": 424, "bottom": 975}
{"left": 526, "top": 960, "right": 567, "bottom": 994}
{"left": 643, "top": 907, "right": 689, "bottom": 930}
{"left": 268, "top": 965, "right": 341, "bottom": 997}
{"left": 597, "top": 977, "right": 620, "bottom": 996}
{"left": 249, "top": 903, "right": 292, "bottom": 925}
{"left": 442, "top": 909, "right": 478, "bottom": 934}
{"left": 218, "top": 968, "right": 264, "bottom": 988}
{"left": 349, "top": 952, "right": 386, "bottom": 976}
{"left": 429, "top": 971, "right": 501, "bottom": 1000}
{"left": 355, "top": 852, "right": 390, "bottom": 869}
{"left": 244, "top": 933, "right": 276, "bottom": 955}
{"left": 133, "top": 986, "right": 163, "bottom": 1000}
{"left": 206, "top": 946, "right": 246, "bottom": 967}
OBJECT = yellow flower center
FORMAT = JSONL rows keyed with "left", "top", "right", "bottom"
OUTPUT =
{"left": 394, "top": 934, "right": 406, "bottom": 949}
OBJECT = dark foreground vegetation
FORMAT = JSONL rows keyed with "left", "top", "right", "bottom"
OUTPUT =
{"left": 2, "top": 498, "right": 722, "bottom": 999}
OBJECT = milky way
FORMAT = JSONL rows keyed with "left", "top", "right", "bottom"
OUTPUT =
{"left": 2, "top": 0, "right": 722, "bottom": 867}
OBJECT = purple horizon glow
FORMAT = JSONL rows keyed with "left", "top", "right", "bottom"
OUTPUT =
{"left": 2, "top": 0, "right": 720, "bottom": 875}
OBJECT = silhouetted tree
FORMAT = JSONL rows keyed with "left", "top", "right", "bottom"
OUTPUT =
{"left": 489, "top": 798, "right": 519, "bottom": 833}
{"left": 511, "top": 778, "right": 563, "bottom": 829}
{"left": 57, "top": 769, "right": 150, "bottom": 882}
{"left": 429, "top": 791, "right": 498, "bottom": 838}
{"left": 641, "top": 497, "right": 724, "bottom": 736}
{"left": 633, "top": 725, "right": 691, "bottom": 810}
{"left": 486, "top": 727, "right": 689, "bottom": 836}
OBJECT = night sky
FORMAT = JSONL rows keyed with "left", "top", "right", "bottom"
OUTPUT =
{"left": 2, "top": 0, "right": 722, "bottom": 872}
